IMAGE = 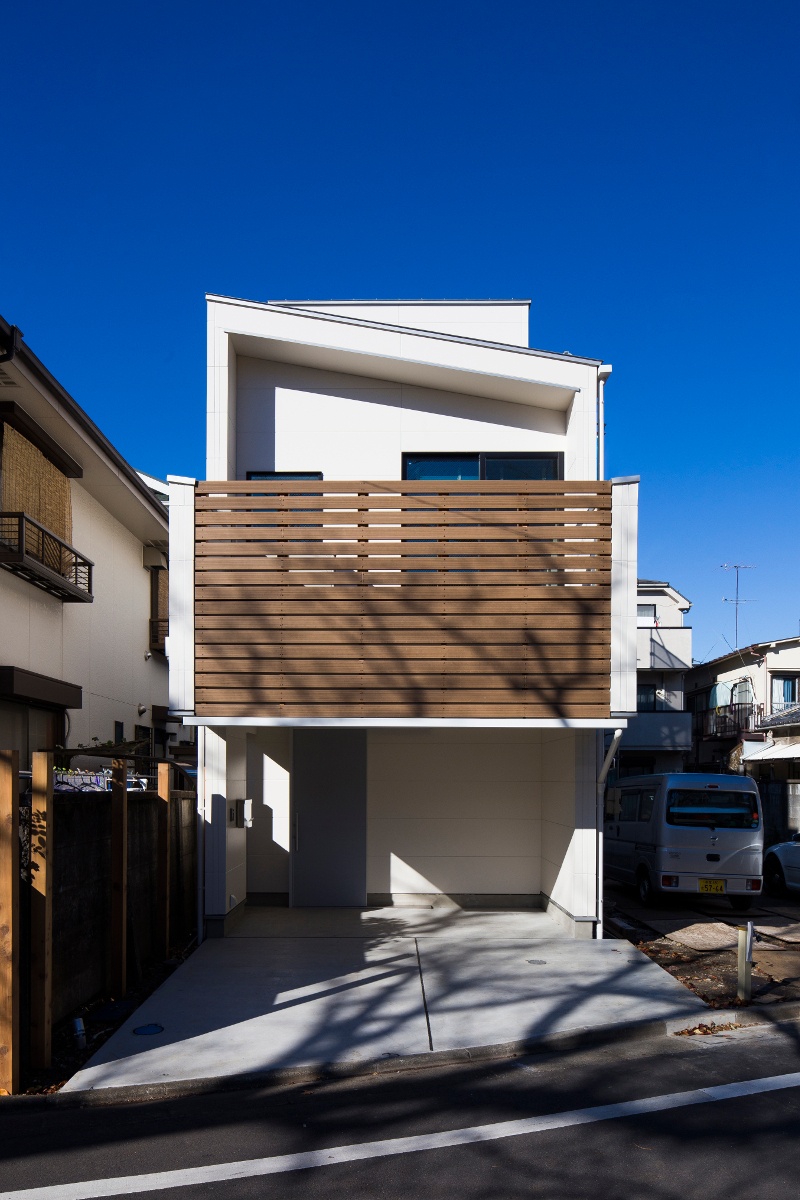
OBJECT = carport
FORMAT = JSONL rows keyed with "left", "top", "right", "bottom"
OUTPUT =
{"left": 64, "top": 904, "right": 704, "bottom": 1093}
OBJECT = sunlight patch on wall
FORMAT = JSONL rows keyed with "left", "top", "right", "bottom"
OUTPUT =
{"left": 390, "top": 852, "right": 440, "bottom": 894}
{"left": 264, "top": 754, "right": 290, "bottom": 851}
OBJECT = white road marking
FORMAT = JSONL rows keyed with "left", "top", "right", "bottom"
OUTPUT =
{"left": 3, "top": 1070, "right": 799, "bottom": 1199}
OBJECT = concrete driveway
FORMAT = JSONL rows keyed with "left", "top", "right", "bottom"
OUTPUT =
{"left": 63, "top": 906, "right": 705, "bottom": 1093}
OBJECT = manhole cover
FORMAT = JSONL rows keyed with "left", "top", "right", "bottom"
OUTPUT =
{"left": 133, "top": 1023, "right": 164, "bottom": 1036}
{"left": 526, "top": 959, "right": 547, "bottom": 965}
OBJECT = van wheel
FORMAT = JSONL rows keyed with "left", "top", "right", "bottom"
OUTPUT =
{"left": 730, "top": 896, "right": 753, "bottom": 913}
{"left": 764, "top": 856, "right": 786, "bottom": 898}
{"left": 636, "top": 869, "right": 655, "bottom": 907}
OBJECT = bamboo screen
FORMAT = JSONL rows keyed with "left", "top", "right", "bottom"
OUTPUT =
{"left": 0, "top": 423, "right": 73, "bottom": 544}
{"left": 195, "top": 480, "right": 613, "bottom": 719}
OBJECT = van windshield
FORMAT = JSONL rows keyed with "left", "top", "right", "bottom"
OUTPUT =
{"left": 666, "top": 789, "right": 759, "bottom": 829}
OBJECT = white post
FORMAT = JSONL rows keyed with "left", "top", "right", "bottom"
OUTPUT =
{"left": 167, "top": 475, "right": 196, "bottom": 717}
{"left": 596, "top": 728, "right": 624, "bottom": 938}
{"left": 737, "top": 921, "right": 753, "bottom": 1003}
{"left": 610, "top": 477, "right": 639, "bottom": 715}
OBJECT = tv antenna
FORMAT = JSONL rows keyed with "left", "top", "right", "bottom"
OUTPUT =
{"left": 721, "top": 563, "right": 755, "bottom": 649}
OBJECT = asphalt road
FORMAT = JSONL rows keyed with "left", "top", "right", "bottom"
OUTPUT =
{"left": 1, "top": 1020, "right": 800, "bottom": 1199}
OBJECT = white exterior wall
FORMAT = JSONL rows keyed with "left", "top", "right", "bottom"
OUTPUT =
{"left": 540, "top": 730, "right": 598, "bottom": 934}
{"left": 278, "top": 301, "right": 531, "bottom": 347}
{"left": 225, "top": 729, "right": 248, "bottom": 911}
{"left": 235, "top": 358, "right": 569, "bottom": 481}
{"left": 199, "top": 726, "right": 247, "bottom": 921}
{"left": 0, "top": 480, "right": 167, "bottom": 746}
{"left": 205, "top": 296, "right": 601, "bottom": 482}
{"left": 246, "top": 729, "right": 291, "bottom": 894}
{"left": 367, "top": 730, "right": 542, "bottom": 898}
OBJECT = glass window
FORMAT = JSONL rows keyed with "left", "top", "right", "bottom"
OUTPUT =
{"left": 402, "top": 452, "right": 563, "bottom": 481}
{"left": 666, "top": 789, "right": 759, "bottom": 829}
{"left": 771, "top": 676, "right": 798, "bottom": 711}
{"left": 637, "top": 684, "right": 657, "bottom": 712}
{"left": 619, "top": 792, "right": 640, "bottom": 821}
{"left": 246, "top": 471, "right": 323, "bottom": 480}
{"left": 403, "top": 454, "right": 480, "bottom": 481}
{"left": 638, "top": 791, "right": 656, "bottom": 822}
{"left": 637, "top": 604, "right": 656, "bottom": 622}
{"left": 482, "top": 453, "right": 562, "bottom": 480}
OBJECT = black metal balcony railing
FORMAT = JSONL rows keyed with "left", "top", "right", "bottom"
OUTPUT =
{"left": 692, "top": 703, "right": 760, "bottom": 739}
{"left": 0, "top": 512, "right": 93, "bottom": 602}
{"left": 149, "top": 617, "right": 168, "bottom": 653}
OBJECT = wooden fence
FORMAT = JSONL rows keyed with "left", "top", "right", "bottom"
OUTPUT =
{"left": 0, "top": 753, "right": 196, "bottom": 1093}
{"left": 195, "top": 479, "right": 613, "bottom": 719}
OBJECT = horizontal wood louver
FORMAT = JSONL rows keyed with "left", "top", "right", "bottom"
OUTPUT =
{"left": 194, "top": 480, "right": 613, "bottom": 719}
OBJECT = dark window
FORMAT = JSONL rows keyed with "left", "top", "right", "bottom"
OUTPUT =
{"left": 618, "top": 792, "right": 640, "bottom": 822}
{"left": 134, "top": 724, "right": 152, "bottom": 755}
{"left": 114, "top": 720, "right": 124, "bottom": 744}
{"left": 246, "top": 471, "right": 323, "bottom": 481}
{"left": 402, "top": 452, "right": 563, "bottom": 481}
{"left": 638, "top": 790, "right": 656, "bottom": 822}
{"left": 637, "top": 684, "right": 658, "bottom": 712}
{"left": 403, "top": 454, "right": 479, "bottom": 481}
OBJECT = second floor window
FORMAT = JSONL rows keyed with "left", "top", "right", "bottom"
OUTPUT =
{"left": 772, "top": 676, "right": 799, "bottom": 712}
{"left": 402, "top": 452, "right": 563, "bottom": 481}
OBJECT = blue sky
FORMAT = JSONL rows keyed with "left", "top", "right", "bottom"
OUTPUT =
{"left": 2, "top": 1, "right": 798, "bottom": 659}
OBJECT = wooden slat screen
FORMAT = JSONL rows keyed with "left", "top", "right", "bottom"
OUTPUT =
{"left": 195, "top": 480, "right": 612, "bottom": 718}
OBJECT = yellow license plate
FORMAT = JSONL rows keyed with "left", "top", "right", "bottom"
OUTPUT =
{"left": 699, "top": 878, "right": 725, "bottom": 894}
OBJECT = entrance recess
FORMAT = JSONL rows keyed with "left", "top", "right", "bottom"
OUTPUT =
{"left": 290, "top": 729, "right": 367, "bottom": 906}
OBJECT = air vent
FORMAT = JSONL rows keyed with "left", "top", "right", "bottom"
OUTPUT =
{"left": 0, "top": 368, "right": 19, "bottom": 387}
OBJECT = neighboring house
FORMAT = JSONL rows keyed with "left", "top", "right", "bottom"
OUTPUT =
{"left": 685, "top": 636, "right": 800, "bottom": 772}
{"left": 742, "top": 703, "right": 800, "bottom": 843}
{"left": 615, "top": 579, "right": 692, "bottom": 776}
{"left": 0, "top": 316, "right": 169, "bottom": 766}
{"left": 169, "top": 296, "right": 639, "bottom": 939}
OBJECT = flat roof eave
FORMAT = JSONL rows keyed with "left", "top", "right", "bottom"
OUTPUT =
{"left": 180, "top": 716, "right": 627, "bottom": 729}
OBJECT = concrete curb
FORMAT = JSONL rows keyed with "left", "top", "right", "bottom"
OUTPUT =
{"left": 3, "top": 999, "right": 800, "bottom": 1112}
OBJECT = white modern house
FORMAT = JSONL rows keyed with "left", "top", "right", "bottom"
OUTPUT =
{"left": 615, "top": 579, "right": 692, "bottom": 776}
{"left": 169, "top": 296, "right": 639, "bottom": 939}
{"left": 0, "top": 317, "right": 169, "bottom": 766}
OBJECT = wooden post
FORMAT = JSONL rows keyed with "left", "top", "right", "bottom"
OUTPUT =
{"left": 156, "top": 761, "right": 171, "bottom": 961}
{"left": 109, "top": 760, "right": 127, "bottom": 998}
{"left": 30, "top": 751, "right": 53, "bottom": 1068}
{"left": 0, "top": 750, "right": 20, "bottom": 1094}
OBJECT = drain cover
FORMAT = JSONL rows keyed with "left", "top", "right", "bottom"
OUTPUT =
{"left": 526, "top": 959, "right": 547, "bottom": 965}
{"left": 133, "top": 1023, "right": 164, "bottom": 1036}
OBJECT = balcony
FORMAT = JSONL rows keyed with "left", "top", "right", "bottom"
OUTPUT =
{"left": 194, "top": 479, "right": 615, "bottom": 719}
{"left": 149, "top": 618, "right": 168, "bottom": 654}
{"left": 693, "top": 703, "right": 762, "bottom": 740}
{"left": 636, "top": 625, "right": 692, "bottom": 671}
{"left": 0, "top": 512, "right": 93, "bottom": 602}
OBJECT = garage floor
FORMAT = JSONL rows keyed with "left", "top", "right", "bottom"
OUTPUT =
{"left": 63, "top": 906, "right": 705, "bottom": 1093}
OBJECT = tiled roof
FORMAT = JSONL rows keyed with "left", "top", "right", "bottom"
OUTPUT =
{"left": 760, "top": 703, "right": 800, "bottom": 730}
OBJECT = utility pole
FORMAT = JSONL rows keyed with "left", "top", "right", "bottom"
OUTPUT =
{"left": 721, "top": 563, "right": 755, "bottom": 649}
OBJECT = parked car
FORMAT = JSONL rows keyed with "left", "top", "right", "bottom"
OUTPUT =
{"left": 764, "top": 834, "right": 800, "bottom": 896}
{"left": 605, "top": 772, "right": 763, "bottom": 910}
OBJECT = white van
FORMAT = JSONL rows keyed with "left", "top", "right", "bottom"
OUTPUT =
{"left": 604, "top": 773, "right": 763, "bottom": 911}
